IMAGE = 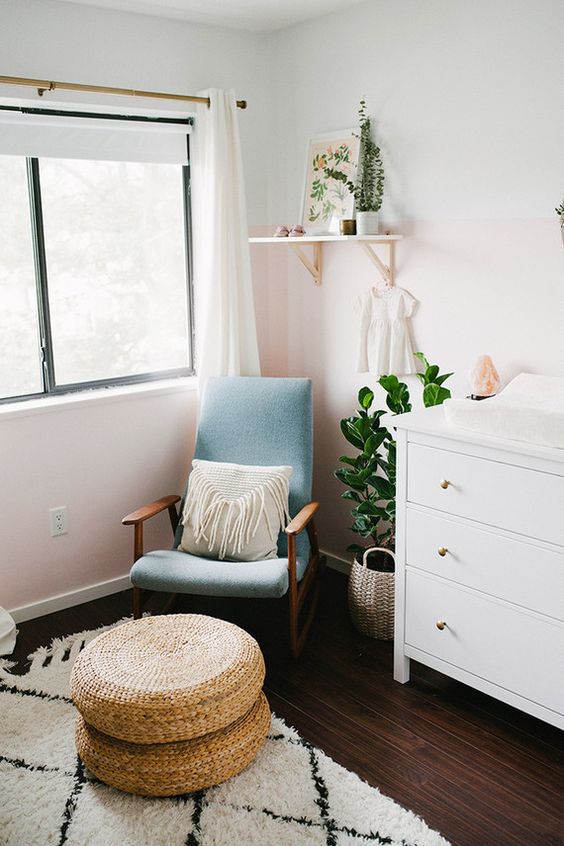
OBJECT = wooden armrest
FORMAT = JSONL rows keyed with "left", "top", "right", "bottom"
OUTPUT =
{"left": 122, "top": 495, "right": 181, "bottom": 526}
{"left": 285, "top": 501, "right": 319, "bottom": 536}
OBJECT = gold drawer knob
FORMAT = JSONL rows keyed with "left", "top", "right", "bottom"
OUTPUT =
{"left": 439, "top": 479, "right": 450, "bottom": 489}
{"left": 438, "top": 547, "right": 448, "bottom": 557}
{"left": 436, "top": 620, "right": 447, "bottom": 631}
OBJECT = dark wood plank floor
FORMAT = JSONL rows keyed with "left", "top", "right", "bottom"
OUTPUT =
{"left": 9, "top": 569, "right": 564, "bottom": 846}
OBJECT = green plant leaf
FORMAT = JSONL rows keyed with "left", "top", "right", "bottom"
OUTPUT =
{"left": 340, "top": 419, "right": 364, "bottom": 450}
{"left": 335, "top": 468, "right": 367, "bottom": 489}
{"left": 356, "top": 500, "right": 380, "bottom": 515}
{"left": 351, "top": 518, "right": 373, "bottom": 536}
{"left": 426, "top": 364, "right": 439, "bottom": 382}
{"left": 422, "top": 383, "right": 440, "bottom": 406}
{"left": 369, "top": 475, "right": 395, "bottom": 499}
{"left": 385, "top": 383, "right": 411, "bottom": 414}
{"left": 337, "top": 455, "right": 357, "bottom": 466}
{"left": 378, "top": 374, "right": 399, "bottom": 393}
{"left": 357, "top": 466, "right": 373, "bottom": 483}
{"left": 363, "top": 431, "right": 387, "bottom": 456}
{"left": 422, "top": 383, "right": 451, "bottom": 408}
{"left": 435, "top": 372, "right": 454, "bottom": 386}
{"left": 355, "top": 415, "right": 375, "bottom": 442}
{"left": 358, "top": 387, "right": 374, "bottom": 409}
{"left": 335, "top": 467, "right": 360, "bottom": 485}
{"left": 341, "top": 490, "right": 362, "bottom": 502}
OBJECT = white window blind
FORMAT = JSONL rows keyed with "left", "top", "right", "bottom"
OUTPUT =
{"left": 0, "top": 109, "right": 191, "bottom": 164}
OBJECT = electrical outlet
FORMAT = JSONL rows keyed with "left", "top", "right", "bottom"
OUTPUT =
{"left": 49, "top": 506, "right": 68, "bottom": 537}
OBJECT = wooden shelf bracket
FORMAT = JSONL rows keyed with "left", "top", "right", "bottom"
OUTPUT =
{"left": 359, "top": 240, "right": 395, "bottom": 286}
{"left": 290, "top": 242, "right": 322, "bottom": 286}
{"left": 248, "top": 234, "right": 401, "bottom": 287}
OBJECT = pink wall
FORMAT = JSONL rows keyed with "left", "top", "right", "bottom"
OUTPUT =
{"left": 2, "top": 387, "right": 197, "bottom": 615}
{"left": 270, "top": 220, "right": 564, "bottom": 560}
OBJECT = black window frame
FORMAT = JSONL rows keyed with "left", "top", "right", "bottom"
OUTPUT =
{"left": 1, "top": 111, "right": 195, "bottom": 405}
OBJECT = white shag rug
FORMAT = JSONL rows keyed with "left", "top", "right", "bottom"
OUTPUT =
{"left": 0, "top": 621, "right": 450, "bottom": 846}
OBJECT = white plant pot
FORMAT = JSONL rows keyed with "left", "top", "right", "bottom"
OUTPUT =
{"left": 356, "top": 211, "right": 379, "bottom": 236}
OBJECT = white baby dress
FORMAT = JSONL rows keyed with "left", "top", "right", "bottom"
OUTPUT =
{"left": 354, "top": 286, "right": 416, "bottom": 376}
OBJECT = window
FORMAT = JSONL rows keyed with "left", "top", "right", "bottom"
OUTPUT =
{"left": 0, "top": 108, "right": 194, "bottom": 403}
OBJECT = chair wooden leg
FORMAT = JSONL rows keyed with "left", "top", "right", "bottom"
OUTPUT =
{"left": 133, "top": 586, "right": 143, "bottom": 619}
{"left": 160, "top": 593, "right": 178, "bottom": 615}
{"left": 289, "top": 587, "right": 300, "bottom": 659}
{"left": 289, "top": 551, "right": 321, "bottom": 659}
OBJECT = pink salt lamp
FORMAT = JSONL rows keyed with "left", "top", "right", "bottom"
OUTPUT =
{"left": 470, "top": 355, "right": 500, "bottom": 399}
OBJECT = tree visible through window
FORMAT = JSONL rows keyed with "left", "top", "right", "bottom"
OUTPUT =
{"left": 0, "top": 156, "right": 43, "bottom": 399}
{"left": 0, "top": 153, "right": 193, "bottom": 402}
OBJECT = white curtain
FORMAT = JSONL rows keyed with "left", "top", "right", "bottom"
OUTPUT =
{"left": 192, "top": 89, "right": 261, "bottom": 378}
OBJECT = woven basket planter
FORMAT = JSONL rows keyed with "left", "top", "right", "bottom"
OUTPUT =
{"left": 348, "top": 546, "right": 395, "bottom": 640}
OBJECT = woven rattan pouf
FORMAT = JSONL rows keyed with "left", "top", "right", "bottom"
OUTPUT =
{"left": 70, "top": 614, "right": 270, "bottom": 796}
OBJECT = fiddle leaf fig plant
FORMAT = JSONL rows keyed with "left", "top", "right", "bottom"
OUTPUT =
{"left": 414, "top": 351, "right": 453, "bottom": 407}
{"left": 335, "top": 388, "right": 396, "bottom": 556}
{"left": 336, "top": 354, "right": 453, "bottom": 560}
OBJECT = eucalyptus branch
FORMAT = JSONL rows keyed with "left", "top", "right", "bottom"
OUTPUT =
{"left": 324, "top": 98, "right": 385, "bottom": 213}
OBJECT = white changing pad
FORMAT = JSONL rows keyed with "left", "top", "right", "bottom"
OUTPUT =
{"left": 444, "top": 373, "right": 564, "bottom": 450}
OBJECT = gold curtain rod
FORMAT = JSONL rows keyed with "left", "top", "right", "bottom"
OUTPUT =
{"left": 0, "top": 75, "right": 247, "bottom": 110}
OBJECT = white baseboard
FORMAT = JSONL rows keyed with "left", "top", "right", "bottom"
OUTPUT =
{"left": 9, "top": 574, "right": 132, "bottom": 623}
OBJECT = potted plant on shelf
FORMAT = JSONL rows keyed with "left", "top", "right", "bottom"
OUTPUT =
{"left": 556, "top": 202, "right": 564, "bottom": 246}
{"left": 324, "top": 98, "right": 384, "bottom": 235}
{"left": 336, "top": 353, "right": 453, "bottom": 639}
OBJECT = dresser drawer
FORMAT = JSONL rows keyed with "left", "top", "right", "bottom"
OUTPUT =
{"left": 405, "top": 570, "right": 564, "bottom": 715}
{"left": 407, "top": 443, "right": 564, "bottom": 547}
{"left": 406, "top": 508, "right": 564, "bottom": 620}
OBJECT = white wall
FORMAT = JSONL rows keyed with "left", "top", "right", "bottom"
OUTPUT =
{"left": 0, "top": 0, "right": 271, "bottom": 615}
{"left": 259, "top": 0, "right": 564, "bottom": 560}
{"left": 266, "top": 0, "right": 563, "bottom": 224}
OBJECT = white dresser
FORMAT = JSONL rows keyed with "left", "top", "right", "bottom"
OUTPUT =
{"left": 392, "top": 406, "right": 564, "bottom": 730}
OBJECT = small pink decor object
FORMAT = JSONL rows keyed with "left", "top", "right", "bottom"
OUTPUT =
{"left": 470, "top": 355, "right": 500, "bottom": 399}
{"left": 289, "top": 224, "right": 305, "bottom": 237}
{"left": 273, "top": 225, "right": 289, "bottom": 237}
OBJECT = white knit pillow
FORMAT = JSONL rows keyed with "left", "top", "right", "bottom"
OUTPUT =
{"left": 178, "top": 459, "right": 292, "bottom": 561}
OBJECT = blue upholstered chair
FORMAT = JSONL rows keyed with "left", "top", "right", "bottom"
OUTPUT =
{"left": 122, "top": 377, "right": 321, "bottom": 657}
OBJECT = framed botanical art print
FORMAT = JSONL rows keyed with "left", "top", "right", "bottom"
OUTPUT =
{"left": 300, "top": 130, "right": 360, "bottom": 234}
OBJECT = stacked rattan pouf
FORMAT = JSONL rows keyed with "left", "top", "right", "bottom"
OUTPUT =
{"left": 70, "top": 614, "right": 270, "bottom": 796}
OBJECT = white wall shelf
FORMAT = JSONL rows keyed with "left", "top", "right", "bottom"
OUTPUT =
{"left": 248, "top": 234, "right": 402, "bottom": 287}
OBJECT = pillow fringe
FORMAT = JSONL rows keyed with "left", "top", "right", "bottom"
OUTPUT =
{"left": 183, "top": 466, "right": 290, "bottom": 560}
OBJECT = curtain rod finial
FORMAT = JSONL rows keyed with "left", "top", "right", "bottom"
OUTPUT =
{"left": 237, "top": 99, "right": 247, "bottom": 110}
